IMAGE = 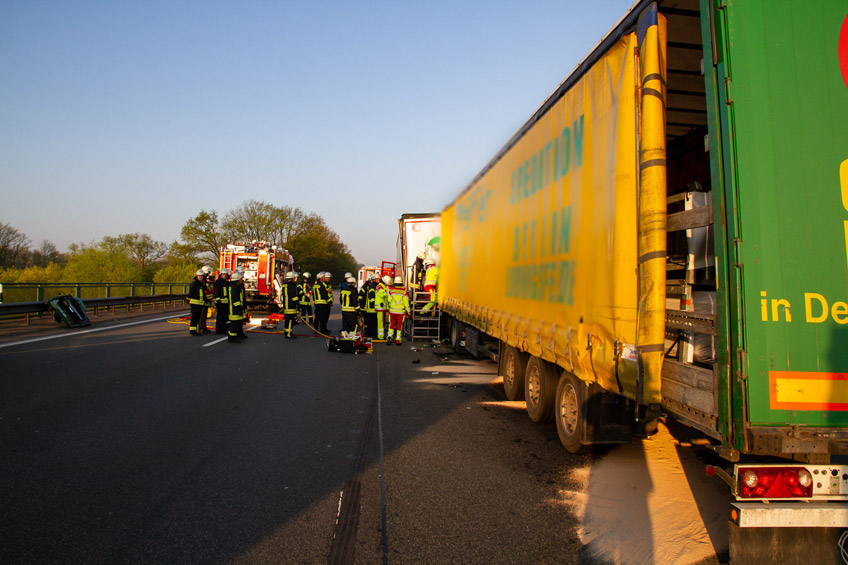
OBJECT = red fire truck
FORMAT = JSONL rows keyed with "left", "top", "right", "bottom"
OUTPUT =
{"left": 219, "top": 241, "right": 294, "bottom": 310}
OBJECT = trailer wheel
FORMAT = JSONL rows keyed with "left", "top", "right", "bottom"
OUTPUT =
{"left": 524, "top": 356, "right": 557, "bottom": 422}
{"left": 450, "top": 319, "right": 462, "bottom": 352}
{"left": 501, "top": 345, "right": 526, "bottom": 401}
{"left": 555, "top": 373, "right": 590, "bottom": 454}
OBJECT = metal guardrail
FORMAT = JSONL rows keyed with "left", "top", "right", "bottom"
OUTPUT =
{"left": 0, "top": 294, "right": 188, "bottom": 325}
{"left": 0, "top": 282, "right": 191, "bottom": 303}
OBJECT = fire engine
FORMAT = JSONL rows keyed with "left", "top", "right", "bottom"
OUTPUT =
{"left": 219, "top": 241, "right": 294, "bottom": 310}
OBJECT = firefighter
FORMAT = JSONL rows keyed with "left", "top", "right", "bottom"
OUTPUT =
{"left": 340, "top": 276, "right": 359, "bottom": 336}
{"left": 188, "top": 268, "right": 210, "bottom": 336}
{"left": 386, "top": 276, "right": 411, "bottom": 346}
{"left": 340, "top": 272, "right": 353, "bottom": 292}
{"left": 281, "top": 271, "right": 300, "bottom": 339}
{"left": 227, "top": 271, "right": 248, "bottom": 343}
{"left": 213, "top": 268, "right": 232, "bottom": 334}
{"left": 420, "top": 258, "right": 439, "bottom": 314}
{"left": 299, "top": 271, "right": 313, "bottom": 326}
{"left": 358, "top": 274, "right": 377, "bottom": 338}
{"left": 313, "top": 271, "right": 331, "bottom": 334}
{"left": 374, "top": 275, "right": 390, "bottom": 340}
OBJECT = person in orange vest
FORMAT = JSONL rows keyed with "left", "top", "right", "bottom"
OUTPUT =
{"left": 386, "top": 276, "right": 411, "bottom": 346}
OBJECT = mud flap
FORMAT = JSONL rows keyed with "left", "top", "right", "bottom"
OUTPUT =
{"left": 582, "top": 382, "right": 633, "bottom": 445}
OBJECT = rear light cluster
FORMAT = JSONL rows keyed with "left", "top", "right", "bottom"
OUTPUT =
{"left": 737, "top": 466, "right": 813, "bottom": 499}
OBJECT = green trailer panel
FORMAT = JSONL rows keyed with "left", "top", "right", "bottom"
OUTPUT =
{"left": 720, "top": 1, "right": 848, "bottom": 426}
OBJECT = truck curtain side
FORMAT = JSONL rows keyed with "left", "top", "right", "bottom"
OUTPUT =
{"left": 439, "top": 0, "right": 848, "bottom": 461}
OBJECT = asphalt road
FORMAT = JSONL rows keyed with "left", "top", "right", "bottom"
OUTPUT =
{"left": 0, "top": 306, "right": 594, "bottom": 564}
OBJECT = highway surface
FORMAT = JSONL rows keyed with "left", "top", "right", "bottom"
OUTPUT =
{"left": 0, "top": 305, "right": 726, "bottom": 564}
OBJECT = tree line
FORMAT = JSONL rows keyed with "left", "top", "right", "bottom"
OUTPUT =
{"left": 0, "top": 200, "right": 358, "bottom": 284}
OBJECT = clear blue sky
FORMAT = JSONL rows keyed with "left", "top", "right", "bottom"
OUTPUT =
{"left": 1, "top": 0, "right": 635, "bottom": 266}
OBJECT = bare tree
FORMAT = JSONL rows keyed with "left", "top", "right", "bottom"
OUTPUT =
{"left": 0, "top": 222, "right": 30, "bottom": 268}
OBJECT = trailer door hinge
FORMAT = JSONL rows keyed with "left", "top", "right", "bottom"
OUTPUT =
{"left": 724, "top": 77, "right": 733, "bottom": 105}
{"left": 736, "top": 348, "right": 747, "bottom": 382}
{"left": 733, "top": 238, "right": 742, "bottom": 268}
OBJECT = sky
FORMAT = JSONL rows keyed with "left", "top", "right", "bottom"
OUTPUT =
{"left": 1, "top": 0, "right": 636, "bottom": 267}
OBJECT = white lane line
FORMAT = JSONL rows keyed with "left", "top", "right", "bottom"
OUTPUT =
{"left": 203, "top": 336, "right": 229, "bottom": 347}
{"left": 202, "top": 324, "right": 260, "bottom": 347}
{"left": 0, "top": 312, "right": 190, "bottom": 349}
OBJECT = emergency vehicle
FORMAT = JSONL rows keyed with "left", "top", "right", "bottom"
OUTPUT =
{"left": 219, "top": 241, "right": 294, "bottom": 310}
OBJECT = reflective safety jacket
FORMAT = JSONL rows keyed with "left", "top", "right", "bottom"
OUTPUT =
{"left": 313, "top": 280, "right": 331, "bottom": 305}
{"left": 424, "top": 265, "right": 439, "bottom": 288}
{"left": 227, "top": 282, "right": 247, "bottom": 321}
{"left": 213, "top": 277, "right": 229, "bottom": 306}
{"left": 387, "top": 287, "right": 410, "bottom": 315}
{"left": 374, "top": 283, "right": 388, "bottom": 311}
{"left": 299, "top": 280, "right": 312, "bottom": 302}
{"left": 324, "top": 281, "right": 334, "bottom": 305}
{"left": 340, "top": 287, "right": 358, "bottom": 312}
{"left": 281, "top": 280, "right": 300, "bottom": 314}
{"left": 188, "top": 277, "right": 210, "bottom": 306}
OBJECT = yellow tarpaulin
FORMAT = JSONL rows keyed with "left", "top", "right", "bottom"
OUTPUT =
{"left": 441, "top": 31, "right": 654, "bottom": 400}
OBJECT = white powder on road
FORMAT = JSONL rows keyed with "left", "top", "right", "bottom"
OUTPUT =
{"left": 560, "top": 421, "right": 730, "bottom": 564}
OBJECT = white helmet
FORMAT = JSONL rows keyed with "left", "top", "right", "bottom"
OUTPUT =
{"left": 416, "top": 252, "right": 425, "bottom": 260}
{"left": 231, "top": 271, "right": 244, "bottom": 281}
{"left": 423, "top": 258, "right": 435, "bottom": 267}
{"left": 344, "top": 272, "right": 352, "bottom": 278}
{"left": 201, "top": 265, "right": 213, "bottom": 275}
{"left": 324, "top": 272, "right": 332, "bottom": 279}
{"left": 219, "top": 268, "right": 232, "bottom": 276}
{"left": 195, "top": 268, "right": 205, "bottom": 276}
{"left": 381, "top": 275, "right": 391, "bottom": 285}
{"left": 302, "top": 272, "right": 311, "bottom": 279}
{"left": 285, "top": 271, "right": 295, "bottom": 280}
{"left": 346, "top": 276, "right": 356, "bottom": 284}
{"left": 393, "top": 276, "right": 403, "bottom": 286}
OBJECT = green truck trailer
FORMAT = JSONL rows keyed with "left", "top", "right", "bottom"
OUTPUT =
{"left": 426, "top": 0, "right": 848, "bottom": 559}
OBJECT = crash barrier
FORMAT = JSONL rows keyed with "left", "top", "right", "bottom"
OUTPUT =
{"left": 0, "top": 293, "right": 188, "bottom": 325}
{"left": 0, "top": 282, "right": 191, "bottom": 304}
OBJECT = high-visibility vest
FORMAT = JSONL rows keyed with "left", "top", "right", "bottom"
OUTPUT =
{"left": 387, "top": 288, "right": 410, "bottom": 315}
{"left": 374, "top": 283, "right": 388, "bottom": 311}
{"left": 282, "top": 281, "right": 300, "bottom": 314}
{"left": 340, "top": 288, "right": 357, "bottom": 312}
{"left": 323, "top": 281, "right": 334, "bottom": 305}
{"left": 188, "top": 277, "right": 209, "bottom": 305}
{"left": 227, "top": 283, "right": 247, "bottom": 321}
{"left": 424, "top": 266, "right": 439, "bottom": 288}
{"left": 313, "top": 281, "right": 330, "bottom": 305}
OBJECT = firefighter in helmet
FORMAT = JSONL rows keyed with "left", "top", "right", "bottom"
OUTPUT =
{"left": 188, "top": 268, "right": 210, "bottom": 336}
{"left": 281, "top": 271, "right": 300, "bottom": 339}
{"left": 227, "top": 271, "right": 248, "bottom": 343}
{"left": 374, "top": 275, "right": 390, "bottom": 340}
{"left": 214, "top": 268, "right": 232, "bottom": 334}
{"left": 420, "top": 258, "right": 439, "bottom": 314}
{"left": 299, "top": 271, "right": 313, "bottom": 326}
{"left": 340, "top": 276, "right": 359, "bottom": 336}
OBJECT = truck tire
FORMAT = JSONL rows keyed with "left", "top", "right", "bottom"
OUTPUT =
{"left": 524, "top": 356, "right": 557, "bottom": 422}
{"left": 555, "top": 372, "right": 590, "bottom": 454}
{"left": 501, "top": 345, "right": 526, "bottom": 401}
{"left": 450, "top": 319, "right": 462, "bottom": 352}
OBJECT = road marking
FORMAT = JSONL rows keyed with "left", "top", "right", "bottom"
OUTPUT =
{"left": 0, "top": 313, "right": 189, "bottom": 349}
{"left": 202, "top": 324, "right": 259, "bottom": 347}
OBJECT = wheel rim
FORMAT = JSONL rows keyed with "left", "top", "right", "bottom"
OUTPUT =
{"left": 559, "top": 382, "right": 578, "bottom": 436}
{"left": 504, "top": 352, "right": 515, "bottom": 390}
{"left": 527, "top": 364, "right": 540, "bottom": 408}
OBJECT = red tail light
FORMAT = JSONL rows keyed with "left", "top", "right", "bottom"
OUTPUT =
{"left": 737, "top": 466, "right": 813, "bottom": 499}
